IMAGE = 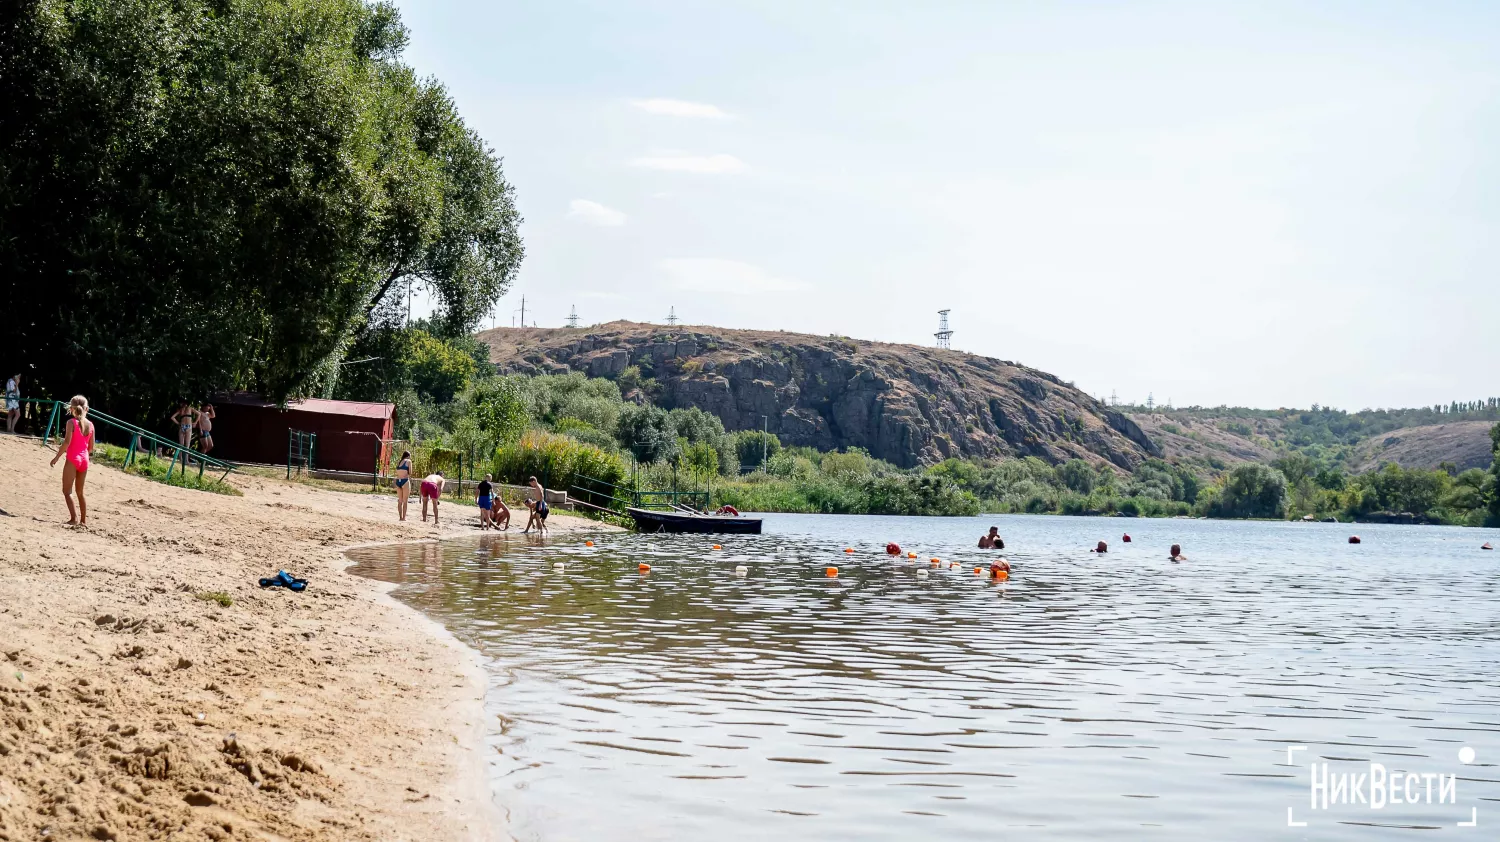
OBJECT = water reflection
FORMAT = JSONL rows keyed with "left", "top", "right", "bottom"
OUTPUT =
{"left": 348, "top": 516, "right": 1500, "bottom": 841}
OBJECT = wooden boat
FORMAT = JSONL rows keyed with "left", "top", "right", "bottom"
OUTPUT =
{"left": 627, "top": 507, "right": 763, "bottom": 534}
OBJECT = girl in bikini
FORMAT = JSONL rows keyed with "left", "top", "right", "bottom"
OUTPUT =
{"left": 50, "top": 395, "right": 96, "bottom": 526}
{"left": 394, "top": 451, "right": 412, "bottom": 521}
{"left": 170, "top": 402, "right": 197, "bottom": 454}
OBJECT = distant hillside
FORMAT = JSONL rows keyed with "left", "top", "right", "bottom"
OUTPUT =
{"left": 1349, "top": 422, "right": 1496, "bottom": 473}
{"left": 1129, "top": 404, "right": 1499, "bottom": 475}
{"left": 477, "top": 321, "right": 1160, "bottom": 470}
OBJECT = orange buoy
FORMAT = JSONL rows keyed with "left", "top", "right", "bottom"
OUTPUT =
{"left": 712, "top": 544, "right": 722, "bottom": 550}
{"left": 949, "top": 561, "right": 959, "bottom": 569}
{"left": 929, "top": 558, "right": 940, "bottom": 565}
{"left": 585, "top": 540, "right": 594, "bottom": 547}
{"left": 907, "top": 551, "right": 917, "bottom": 559}
{"left": 825, "top": 566, "right": 839, "bottom": 577}
{"left": 638, "top": 562, "right": 652, "bottom": 572}
{"left": 973, "top": 567, "right": 982, "bottom": 574}
{"left": 994, "top": 570, "right": 1009, "bottom": 581}
{"left": 1122, "top": 534, "right": 1131, "bottom": 543}
{"left": 886, "top": 543, "right": 901, "bottom": 556}
{"left": 845, "top": 548, "right": 855, "bottom": 554}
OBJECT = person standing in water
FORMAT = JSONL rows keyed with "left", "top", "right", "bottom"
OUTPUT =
{"left": 522, "top": 475, "right": 549, "bottom": 535}
{"left": 196, "top": 402, "right": 216, "bottom": 455}
{"left": 394, "top": 451, "right": 412, "bottom": 521}
{"left": 50, "top": 395, "right": 95, "bottom": 526}
{"left": 978, "top": 527, "right": 1004, "bottom": 549}
{"left": 1169, "top": 544, "right": 1188, "bottom": 562}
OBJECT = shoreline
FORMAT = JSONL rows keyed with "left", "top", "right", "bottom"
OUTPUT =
{"left": 0, "top": 433, "right": 617, "bottom": 841}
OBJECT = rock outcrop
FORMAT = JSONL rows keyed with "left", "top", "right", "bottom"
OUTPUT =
{"left": 477, "top": 321, "right": 1161, "bottom": 470}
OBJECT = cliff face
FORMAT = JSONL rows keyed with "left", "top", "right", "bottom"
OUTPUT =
{"left": 477, "top": 321, "right": 1161, "bottom": 470}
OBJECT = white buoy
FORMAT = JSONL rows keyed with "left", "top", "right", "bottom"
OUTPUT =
{"left": 916, "top": 568, "right": 929, "bottom": 577}
{"left": 734, "top": 565, "right": 748, "bottom": 576}
{"left": 553, "top": 562, "right": 565, "bottom": 572}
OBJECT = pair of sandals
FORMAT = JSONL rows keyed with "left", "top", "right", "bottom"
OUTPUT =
{"left": 258, "top": 570, "right": 307, "bottom": 592}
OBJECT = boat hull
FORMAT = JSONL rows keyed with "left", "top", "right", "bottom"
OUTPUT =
{"left": 627, "top": 507, "right": 763, "bottom": 534}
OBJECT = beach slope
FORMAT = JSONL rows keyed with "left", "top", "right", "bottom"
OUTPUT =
{"left": 0, "top": 435, "right": 605, "bottom": 841}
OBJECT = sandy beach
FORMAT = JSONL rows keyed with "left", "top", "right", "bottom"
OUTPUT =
{"left": 0, "top": 434, "right": 612, "bottom": 841}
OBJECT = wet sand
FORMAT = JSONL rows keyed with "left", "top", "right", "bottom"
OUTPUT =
{"left": 0, "top": 434, "right": 615, "bottom": 841}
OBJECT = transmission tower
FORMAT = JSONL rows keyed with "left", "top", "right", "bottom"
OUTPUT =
{"left": 1146, "top": 392, "right": 1155, "bottom": 411}
{"left": 934, "top": 310, "right": 953, "bottom": 349}
{"left": 666, "top": 306, "right": 678, "bottom": 327}
{"left": 1109, "top": 389, "right": 1119, "bottom": 407}
{"left": 567, "top": 305, "right": 579, "bottom": 328}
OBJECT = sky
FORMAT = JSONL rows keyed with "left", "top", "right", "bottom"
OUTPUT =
{"left": 394, "top": 0, "right": 1500, "bottom": 411}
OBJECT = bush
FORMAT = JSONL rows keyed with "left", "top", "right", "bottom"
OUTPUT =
{"left": 95, "top": 444, "right": 242, "bottom": 496}
{"left": 489, "top": 430, "right": 626, "bottom": 500}
{"left": 1206, "top": 464, "right": 1287, "bottom": 518}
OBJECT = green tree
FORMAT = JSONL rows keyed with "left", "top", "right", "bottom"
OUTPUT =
{"left": 407, "top": 331, "right": 475, "bottom": 402}
{"left": 1057, "top": 459, "right": 1097, "bottom": 494}
{"left": 1, "top": 0, "right": 520, "bottom": 418}
{"left": 734, "top": 430, "right": 782, "bottom": 471}
{"left": 470, "top": 378, "right": 527, "bottom": 446}
{"left": 617, "top": 404, "right": 678, "bottom": 463}
{"left": 1208, "top": 464, "right": 1288, "bottom": 519}
{"left": 1489, "top": 422, "right": 1500, "bottom": 523}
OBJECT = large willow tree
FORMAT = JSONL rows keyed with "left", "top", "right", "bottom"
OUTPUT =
{"left": 0, "top": 0, "right": 521, "bottom": 419}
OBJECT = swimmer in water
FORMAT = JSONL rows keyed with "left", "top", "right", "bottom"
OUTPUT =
{"left": 990, "top": 557, "right": 1011, "bottom": 578}
{"left": 1092, "top": 540, "right": 1108, "bottom": 554}
{"left": 1169, "top": 543, "right": 1187, "bottom": 562}
{"left": 978, "top": 526, "right": 1004, "bottom": 549}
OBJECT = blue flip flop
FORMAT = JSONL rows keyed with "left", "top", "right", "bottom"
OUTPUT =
{"left": 259, "top": 570, "right": 308, "bottom": 592}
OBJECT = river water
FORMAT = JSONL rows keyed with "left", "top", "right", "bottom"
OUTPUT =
{"left": 346, "top": 514, "right": 1500, "bottom": 841}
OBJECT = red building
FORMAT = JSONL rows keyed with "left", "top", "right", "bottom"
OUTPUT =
{"left": 209, "top": 393, "right": 394, "bottom": 474}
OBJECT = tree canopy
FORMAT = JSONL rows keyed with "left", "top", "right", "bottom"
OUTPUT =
{"left": 0, "top": 0, "right": 521, "bottom": 420}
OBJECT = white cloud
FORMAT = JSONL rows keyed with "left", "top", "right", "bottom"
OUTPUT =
{"left": 659, "top": 259, "right": 806, "bottom": 295}
{"left": 630, "top": 98, "right": 733, "bottom": 119}
{"left": 630, "top": 153, "right": 746, "bottom": 174}
{"left": 567, "top": 199, "right": 627, "bottom": 226}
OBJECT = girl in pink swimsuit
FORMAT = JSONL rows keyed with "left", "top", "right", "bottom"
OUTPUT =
{"left": 50, "top": 395, "right": 96, "bottom": 526}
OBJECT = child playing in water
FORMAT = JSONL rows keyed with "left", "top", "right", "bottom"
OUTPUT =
{"left": 50, "top": 395, "right": 95, "bottom": 526}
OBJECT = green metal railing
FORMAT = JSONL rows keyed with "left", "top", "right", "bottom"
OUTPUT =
{"left": 30, "top": 398, "right": 236, "bottom": 483}
{"left": 569, "top": 473, "right": 710, "bottom": 513}
{"left": 287, "top": 429, "right": 317, "bottom": 479}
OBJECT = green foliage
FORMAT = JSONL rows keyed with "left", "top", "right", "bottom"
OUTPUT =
{"left": 1056, "top": 459, "right": 1096, "bottom": 494}
{"left": 489, "top": 430, "right": 625, "bottom": 494}
{"left": 617, "top": 404, "right": 678, "bottom": 463}
{"left": 734, "top": 430, "right": 782, "bottom": 471}
{"left": 1491, "top": 423, "right": 1500, "bottom": 523}
{"left": 3, "top": 0, "right": 520, "bottom": 419}
{"left": 407, "top": 330, "right": 476, "bottom": 402}
{"left": 1207, "top": 464, "right": 1288, "bottom": 519}
{"left": 469, "top": 377, "right": 527, "bottom": 445}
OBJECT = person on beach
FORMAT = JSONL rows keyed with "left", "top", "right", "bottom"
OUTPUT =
{"left": 491, "top": 492, "right": 511, "bottom": 531}
{"left": 420, "top": 471, "right": 444, "bottom": 525}
{"left": 5, "top": 373, "right": 20, "bottom": 434}
{"left": 169, "top": 402, "right": 197, "bottom": 454}
{"left": 1169, "top": 543, "right": 1188, "bottom": 562}
{"left": 196, "top": 402, "right": 216, "bottom": 455}
{"left": 978, "top": 527, "right": 1004, "bottom": 549}
{"left": 522, "top": 475, "right": 549, "bottom": 535}
{"left": 394, "top": 451, "right": 412, "bottom": 521}
{"left": 49, "top": 395, "right": 95, "bottom": 526}
{"left": 477, "top": 474, "right": 494, "bottom": 529}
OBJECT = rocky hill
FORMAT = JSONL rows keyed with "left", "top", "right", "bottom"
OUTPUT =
{"left": 476, "top": 321, "right": 1160, "bottom": 470}
{"left": 1349, "top": 422, "right": 1496, "bottom": 473}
